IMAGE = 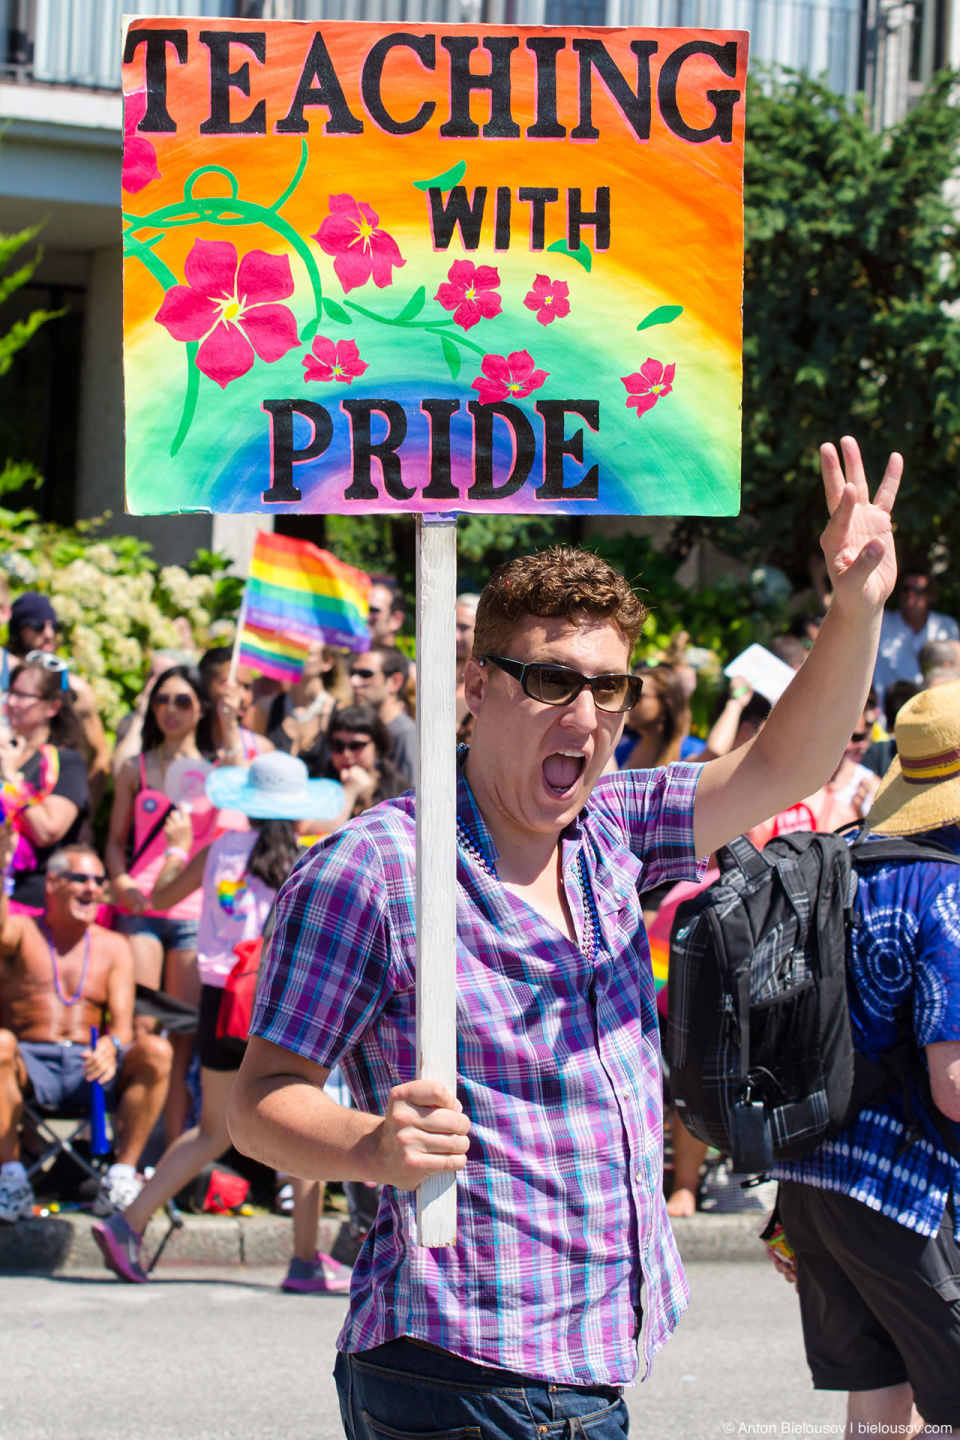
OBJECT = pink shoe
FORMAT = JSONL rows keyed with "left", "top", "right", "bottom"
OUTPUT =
{"left": 281, "top": 1251, "right": 352, "bottom": 1293}
{"left": 92, "top": 1211, "right": 150, "bottom": 1284}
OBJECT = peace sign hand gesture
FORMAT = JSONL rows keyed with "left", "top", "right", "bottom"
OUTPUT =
{"left": 820, "top": 436, "right": 901, "bottom": 619}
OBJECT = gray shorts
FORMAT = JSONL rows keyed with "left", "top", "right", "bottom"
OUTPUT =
{"left": 20, "top": 1040, "right": 120, "bottom": 1112}
{"left": 779, "top": 1180, "right": 960, "bottom": 1427}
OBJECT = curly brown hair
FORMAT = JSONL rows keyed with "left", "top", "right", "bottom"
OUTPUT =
{"left": 473, "top": 547, "right": 646, "bottom": 659}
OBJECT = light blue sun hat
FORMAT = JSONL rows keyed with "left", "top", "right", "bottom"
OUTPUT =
{"left": 205, "top": 750, "right": 344, "bottom": 821}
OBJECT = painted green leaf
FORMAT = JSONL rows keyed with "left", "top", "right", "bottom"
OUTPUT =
{"left": 395, "top": 286, "right": 426, "bottom": 322}
{"left": 413, "top": 160, "right": 467, "bottom": 193}
{"left": 637, "top": 304, "right": 683, "bottom": 332}
{"left": 322, "top": 297, "right": 350, "bottom": 324}
{"left": 545, "top": 239, "right": 592, "bottom": 273}
{"left": 441, "top": 335, "right": 461, "bottom": 380}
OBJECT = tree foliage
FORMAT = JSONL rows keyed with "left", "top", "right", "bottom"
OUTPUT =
{"left": 690, "top": 68, "right": 960, "bottom": 589}
{"left": 0, "top": 217, "right": 62, "bottom": 493}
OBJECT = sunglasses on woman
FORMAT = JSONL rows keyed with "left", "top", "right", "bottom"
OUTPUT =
{"left": 481, "top": 656, "right": 642, "bottom": 714}
{"left": 330, "top": 737, "right": 374, "bottom": 754}
{"left": 152, "top": 692, "right": 196, "bottom": 712}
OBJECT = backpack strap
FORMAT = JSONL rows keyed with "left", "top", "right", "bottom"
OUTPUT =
{"left": 850, "top": 836, "right": 960, "bottom": 870}
{"left": 718, "top": 834, "right": 770, "bottom": 883}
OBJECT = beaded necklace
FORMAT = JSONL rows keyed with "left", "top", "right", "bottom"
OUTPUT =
{"left": 41, "top": 923, "right": 91, "bottom": 1008}
{"left": 456, "top": 821, "right": 601, "bottom": 966}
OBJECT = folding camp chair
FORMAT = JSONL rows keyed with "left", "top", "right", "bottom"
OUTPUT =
{"left": 20, "top": 1097, "right": 110, "bottom": 1198}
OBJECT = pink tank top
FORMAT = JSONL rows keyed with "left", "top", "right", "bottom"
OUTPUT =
{"left": 127, "top": 754, "right": 218, "bottom": 920}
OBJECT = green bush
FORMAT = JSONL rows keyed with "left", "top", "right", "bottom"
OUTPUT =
{"left": 0, "top": 508, "right": 242, "bottom": 731}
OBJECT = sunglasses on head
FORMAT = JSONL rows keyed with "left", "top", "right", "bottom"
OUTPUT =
{"left": 152, "top": 692, "right": 196, "bottom": 711}
{"left": 24, "top": 650, "right": 70, "bottom": 691}
{"left": 481, "top": 656, "right": 642, "bottom": 714}
{"left": 61, "top": 871, "right": 106, "bottom": 888}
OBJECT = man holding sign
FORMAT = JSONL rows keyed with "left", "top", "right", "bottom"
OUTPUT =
{"left": 229, "top": 438, "right": 899, "bottom": 1435}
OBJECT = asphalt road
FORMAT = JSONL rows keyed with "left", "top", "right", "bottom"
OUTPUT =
{"left": 1, "top": 1261, "right": 846, "bottom": 1440}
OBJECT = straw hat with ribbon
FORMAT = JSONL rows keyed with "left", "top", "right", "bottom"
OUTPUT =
{"left": 867, "top": 679, "right": 960, "bottom": 835}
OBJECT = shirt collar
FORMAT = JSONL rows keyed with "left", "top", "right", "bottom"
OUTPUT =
{"left": 456, "top": 747, "right": 500, "bottom": 867}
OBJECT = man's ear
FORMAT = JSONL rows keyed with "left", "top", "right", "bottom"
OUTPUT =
{"left": 463, "top": 658, "right": 486, "bottom": 718}
{"left": 388, "top": 670, "right": 405, "bottom": 696}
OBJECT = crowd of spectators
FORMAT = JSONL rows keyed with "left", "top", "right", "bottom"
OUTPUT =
{"left": 0, "top": 553, "right": 955, "bottom": 1288}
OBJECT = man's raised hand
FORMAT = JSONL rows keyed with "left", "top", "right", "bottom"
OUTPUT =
{"left": 370, "top": 1079, "right": 470, "bottom": 1190}
{"left": 820, "top": 436, "right": 901, "bottom": 617}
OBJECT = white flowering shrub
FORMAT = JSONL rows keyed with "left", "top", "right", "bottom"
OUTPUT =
{"left": 0, "top": 512, "right": 242, "bottom": 732}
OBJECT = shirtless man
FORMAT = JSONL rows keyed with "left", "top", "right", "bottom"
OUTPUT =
{"left": 0, "top": 838, "right": 172, "bottom": 1222}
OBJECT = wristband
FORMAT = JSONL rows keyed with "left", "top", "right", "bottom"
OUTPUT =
{"left": 731, "top": 684, "right": 751, "bottom": 700}
{"left": 108, "top": 1034, "right": 123, "bottom": 1053}
{"left": 164, "top": 845, "right": 189, "bottom": 862}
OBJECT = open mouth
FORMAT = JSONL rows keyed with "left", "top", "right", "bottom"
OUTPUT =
{"left": 542, "top": 750, "right": 587, "bottom": 798}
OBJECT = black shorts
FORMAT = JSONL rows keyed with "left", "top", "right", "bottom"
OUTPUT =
{"left": 197, "top": 984, "right": 244, "bottom": 1073}
{"left": 779, "top": 1180, "right": 960, "bottom": 1427}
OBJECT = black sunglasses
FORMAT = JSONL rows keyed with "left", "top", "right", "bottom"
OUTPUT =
{"left": 482, "top": 655, "right": 642, "bottom": 714}
{"left": 152, "top": 692, "right": 195, "bottom": 711}
{"left": 330, "top": 736, "right": 373, "bottom": 754}
{"left": 350, "top": 668, "right": 378, "bottom": 681}
{"left": 61, "top": 872, "right": 106, "bottom": 888}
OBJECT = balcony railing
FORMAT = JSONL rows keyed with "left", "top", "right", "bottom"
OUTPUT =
{"left": 0, "top": 0, "right": 924, "bottom": 124}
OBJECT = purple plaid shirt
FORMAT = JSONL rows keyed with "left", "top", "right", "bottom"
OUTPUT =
{"left": 251, "top": 759, "right": 704, "bottom": 1386}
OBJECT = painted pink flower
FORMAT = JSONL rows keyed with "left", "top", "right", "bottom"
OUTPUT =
{"left": 122, "top": 89, "right": 161, "bottom": 194}
{"left": 303, "top": 336, "right": 368, "bottom": 385}
{"left": 313, "top": 195, "right": 406, "bottom": 294}
{"left": 434, "top": 261, "right": 502, "bottom": 332}
{"left": 523, "top": 274, "right": 570, "bottom": 327}
{"left": 471, "top": 350, "right": 549, "bottom": 406}
{"left": 621, "top": 358, "right": 676, "bottom": 417}
{"left": 155, "top": 239, "right": 301, "bottom": 390}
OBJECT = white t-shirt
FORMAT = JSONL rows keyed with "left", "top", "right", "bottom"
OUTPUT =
{"left": 196, "top": 830, "right": 276, "bottom": 986}
{"left": 873, "top": 608, "right": 959, "bottom": 704}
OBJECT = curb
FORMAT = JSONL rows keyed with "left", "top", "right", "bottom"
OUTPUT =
{"left": 0, "top": 1209, "right": 767, "bottom": 1273}
{"left": 0, "top": 1211, "right": 348, "bottom": 1273}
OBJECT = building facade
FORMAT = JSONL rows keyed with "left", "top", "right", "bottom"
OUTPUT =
{"left": 1, "top": 0, "right": 957, "bottom": 567}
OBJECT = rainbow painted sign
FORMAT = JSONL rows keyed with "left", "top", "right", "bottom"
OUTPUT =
{"left": 121, "top": 18, "right": 747, "bottom": 517}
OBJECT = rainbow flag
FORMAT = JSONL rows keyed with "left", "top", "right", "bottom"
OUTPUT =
{"left": 237, "top": 620, "right": 311, "bottom": 684}
{"left": 243, "top": 532, "right": 371, "bottom": 653}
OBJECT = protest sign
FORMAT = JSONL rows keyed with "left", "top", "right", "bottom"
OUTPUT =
{"left": 724, "top": 643, "right": 797, "bottom": 704}
{"left": 121, "top": 17, "right": 747, "bottom": 519}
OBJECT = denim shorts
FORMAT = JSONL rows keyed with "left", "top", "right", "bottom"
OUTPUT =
{"left": 20, "top": 1040, "right": 121, "bottom": 1111}
{"left": 115, "top": 913, "right": 199, "bottom": 951}
{"left": 335, "top": 1338, "right": 629, "bottom": 1440}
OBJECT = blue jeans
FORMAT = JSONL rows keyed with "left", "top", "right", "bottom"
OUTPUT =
{"left": 335, "top": 1338, "right": 629, "bottom": 1440}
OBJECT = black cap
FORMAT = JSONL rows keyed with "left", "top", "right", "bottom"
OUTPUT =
{"left": 10, "top": 593, "right": 59, "bottom": 632}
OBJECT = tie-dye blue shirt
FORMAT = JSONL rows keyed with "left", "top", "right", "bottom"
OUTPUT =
{"left": 775, "top": 826, "right": 960, "bottom": 1239}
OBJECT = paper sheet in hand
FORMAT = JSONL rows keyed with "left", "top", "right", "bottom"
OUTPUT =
{"left": 724, "top": 644, "right": 796, "bottom": 704}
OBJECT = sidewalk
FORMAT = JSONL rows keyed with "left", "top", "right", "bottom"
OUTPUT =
{"left": 0, "top": 1210, "right": 767, "bottom": 1273}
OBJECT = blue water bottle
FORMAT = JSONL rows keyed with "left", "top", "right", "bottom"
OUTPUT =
{"left": 88, "top": 1025, "right": 110, "bottom": 1156}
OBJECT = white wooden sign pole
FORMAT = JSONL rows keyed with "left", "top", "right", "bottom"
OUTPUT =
{"left": 415, "top": 512, "right": 459, "bottom": 1247}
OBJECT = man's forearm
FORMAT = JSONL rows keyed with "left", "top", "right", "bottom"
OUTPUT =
{"left": 751, "top": 598, "right": 881, "bottom": 799}
{"left": 695, "top": 601, "right": 882, "bottom": 854}
{"left": 227, "top": 1071, "right": 383, "bottom": 1183}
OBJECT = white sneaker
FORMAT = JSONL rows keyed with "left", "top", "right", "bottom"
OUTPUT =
{"left": 92, "top": 1170, "right": 143, "bottom": 1217}
{"left": 0, "top": 1171, "right": 35, "bottom": 1223}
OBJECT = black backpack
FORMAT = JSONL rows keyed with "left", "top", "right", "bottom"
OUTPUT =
{"left": 664, "top": 828, "right": 960, "bottom": 1174}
